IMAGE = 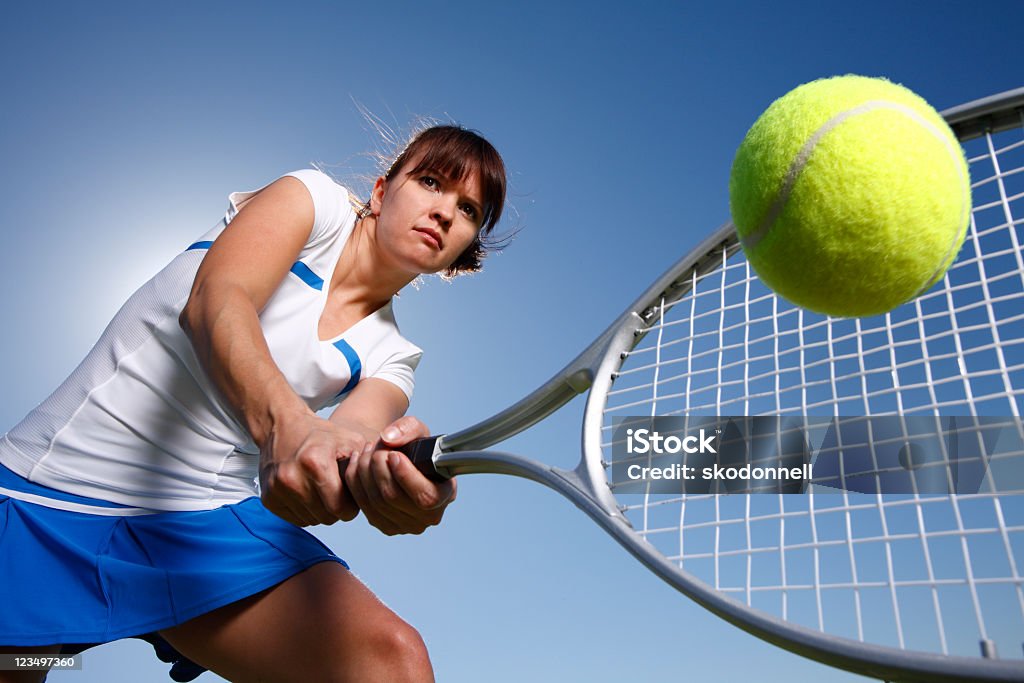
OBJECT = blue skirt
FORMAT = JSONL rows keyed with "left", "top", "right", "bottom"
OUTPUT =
{"left": 0, "top": 463, "right": 348, "bottom": 648}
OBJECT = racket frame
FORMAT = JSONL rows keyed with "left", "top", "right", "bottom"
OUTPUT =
{"left": 410, "top": 88, "right": 1024, "bottom": 683}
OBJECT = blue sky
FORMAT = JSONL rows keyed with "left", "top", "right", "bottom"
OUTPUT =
{"left": 2, "top": 1, "right": 1023, "bottom": 681}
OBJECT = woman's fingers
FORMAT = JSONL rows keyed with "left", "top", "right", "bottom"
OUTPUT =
{"left": 387, "top": 450, "right": 456, "bottom": 522}
{"left": 346, "top": 450, "right": 410, "bottom": 535}
{"left": 379, "top": 415, "right": 431, "bottom": 447}
{"left": 342, "top": 445, "right": 455, "bottom": 536}
{"left": 260, "top": 415, "right": 369, "bottom": 526}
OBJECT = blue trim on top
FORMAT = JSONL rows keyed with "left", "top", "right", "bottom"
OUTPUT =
{"left": 332, "top": 339, "right": 362, "bottom": 396}
{"left": 0, "top": 462, "right": 133, "bottom": 508}
{"left": 289, "top": 262, "right": 324, "bottom": 291}
{"left": 184, "top": 244, "right": 323, "bottom": 294}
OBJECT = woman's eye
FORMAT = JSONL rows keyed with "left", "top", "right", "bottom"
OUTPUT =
{"left": 460, "top": 204, "right": 478, "bottom": 220}
{"left": 420, "top": 176, "right": 439, "bottom": 189}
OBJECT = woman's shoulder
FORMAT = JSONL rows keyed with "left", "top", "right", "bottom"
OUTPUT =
{"left": 282, "top": 169, "right": 353, "bottom": 206}
{"left": 274, "top": 169, "right": 359, "bottom": 246}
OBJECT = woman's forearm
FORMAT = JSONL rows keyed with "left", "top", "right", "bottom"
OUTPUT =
{"left": 179, "top": 281, "right": 310, "bottom": 448}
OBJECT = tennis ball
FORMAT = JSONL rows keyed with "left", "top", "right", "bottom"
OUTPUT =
{"left": 729, "top": 75, "right": 971, "bottom": 318}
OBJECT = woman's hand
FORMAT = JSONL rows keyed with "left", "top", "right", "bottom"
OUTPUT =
{"left": 258, "top": 410, "right": 370, "bottom": 527}
{"left": 342, "top": 415, "right": 458, "bottom": 536}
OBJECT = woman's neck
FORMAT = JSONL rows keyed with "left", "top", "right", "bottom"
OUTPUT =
{"left": 329, "top": 216, "right": 417, "bottom": 311}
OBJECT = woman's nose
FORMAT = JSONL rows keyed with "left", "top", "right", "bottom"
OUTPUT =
{"left": 431, "top": 196, "right": 455, "bottom": 226}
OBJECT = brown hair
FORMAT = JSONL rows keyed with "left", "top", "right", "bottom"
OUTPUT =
{"left": 375, "top": 125, "right": 508, "bottom": 278}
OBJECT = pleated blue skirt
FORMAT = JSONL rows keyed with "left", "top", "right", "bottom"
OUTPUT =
{"left": 0, "top": 462, "right": 348, "bottom": 647}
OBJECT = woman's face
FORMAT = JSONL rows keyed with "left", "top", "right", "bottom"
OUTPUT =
{"left": 370, "top": 156, "right": 484, "bottom": 275}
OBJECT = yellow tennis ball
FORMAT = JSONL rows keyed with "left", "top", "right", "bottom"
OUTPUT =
{"left": 729, "top": 75, "right": 971, "bottom": 318}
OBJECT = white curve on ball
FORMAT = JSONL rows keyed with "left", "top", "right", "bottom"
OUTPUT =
{"left": 740, "top": 100, "right": 971, "bottom": 300}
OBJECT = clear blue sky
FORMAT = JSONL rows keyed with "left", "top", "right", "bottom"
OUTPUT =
{"left": 1, "top": 1, "right": 1022, "bottom": 681}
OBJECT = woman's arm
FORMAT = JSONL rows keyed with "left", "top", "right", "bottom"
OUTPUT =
{"left": 180, "top": 177, "right": 312, "bottom": 443}
{"left": 179, "top": 176, "right": 363, "bottom": 526}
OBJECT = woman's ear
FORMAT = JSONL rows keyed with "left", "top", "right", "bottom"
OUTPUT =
{"left": 369, "top": 176, "right": 387, "bottom": 217}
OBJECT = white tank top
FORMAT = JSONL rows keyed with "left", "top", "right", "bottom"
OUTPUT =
{"left": 0, "top": 170, "right": 422, "bottom": 512}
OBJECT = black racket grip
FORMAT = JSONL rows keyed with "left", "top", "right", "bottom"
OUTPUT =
{"left": 397, "top": 436, "right": 450, "bottom": 483}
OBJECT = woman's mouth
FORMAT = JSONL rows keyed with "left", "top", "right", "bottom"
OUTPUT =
{"left": 413, "top": 227, "right": 442, "bottom": 250}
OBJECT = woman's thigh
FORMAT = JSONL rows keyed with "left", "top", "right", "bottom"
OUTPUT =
{"left": 158, "top": 561, "right": 433, "bottom": 683}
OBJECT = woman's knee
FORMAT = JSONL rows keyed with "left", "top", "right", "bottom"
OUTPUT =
{"left": 303, "top": 612, "right": 432, "bottom": 682}
{"left": 353, "top": 617, "right": 433, "bottom": 682}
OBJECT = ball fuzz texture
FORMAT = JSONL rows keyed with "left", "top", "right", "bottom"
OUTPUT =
{"left": 729, "top": 75, "right": 971, "bottom": 318}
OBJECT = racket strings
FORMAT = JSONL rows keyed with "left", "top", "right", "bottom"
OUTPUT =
{"left": 627, "top": 492, "right": 1024, "bottom": 656}
{"left": 613, "top": 284, "right": 1024, "bottom": 416}
{"left": 600, "top": 121, "right": 1024, "bottom": 660}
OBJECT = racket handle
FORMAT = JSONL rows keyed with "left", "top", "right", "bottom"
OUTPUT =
{"left": 397, "top": 436, "right": 450, "bottom": 483}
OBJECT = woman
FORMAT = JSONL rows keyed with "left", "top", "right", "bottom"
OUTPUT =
{"left": 0, "top": 125, "right": 507, "bottom": 682}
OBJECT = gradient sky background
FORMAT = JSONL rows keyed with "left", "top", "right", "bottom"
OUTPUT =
{"left": 2, "top": 1, "right": 1023, "bottom": 681}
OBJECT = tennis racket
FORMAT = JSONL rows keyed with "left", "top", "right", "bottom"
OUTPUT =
{"left": 401, "top": 87, "right": 1024, "bottom": 682}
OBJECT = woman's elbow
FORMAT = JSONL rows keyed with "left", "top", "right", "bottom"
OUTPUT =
{"left": 178, "top": 291, "right": 204, "bottom": 341}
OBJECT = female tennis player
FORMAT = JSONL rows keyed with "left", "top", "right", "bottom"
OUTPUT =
{"left": 0, "top": 125, "right": 506, "bottom": 682}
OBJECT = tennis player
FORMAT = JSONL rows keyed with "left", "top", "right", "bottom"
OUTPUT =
{"left": 0, "top": 125, "right": 506, "bottom": 682}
